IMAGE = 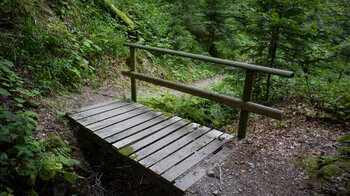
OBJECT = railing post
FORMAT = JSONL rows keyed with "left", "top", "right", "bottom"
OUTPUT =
{"left": 237, "top": 70, "right": 255, "bottom": 139}
{"left": 130, "top": 47, "right": 137, "bottom": 102}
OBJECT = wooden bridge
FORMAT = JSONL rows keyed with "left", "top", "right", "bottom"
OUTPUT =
{"left": 68, "top": 43, "right": 293, "bottom": 194}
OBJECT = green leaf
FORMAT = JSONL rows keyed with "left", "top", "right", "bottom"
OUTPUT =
{"left": 339, "top": 135, "right": 350, "bottom": 143}
{"left": 63, "top": 172, "right": 74, "bottom": 184}
{"left": 0, "top": 64, "right": 11, "bottom": 73}
{"left": 22, "top": 111, "right": 37, "bottom": 117}
{"left": 15, "top": 97, "right": 26, "bottom": 103}
{"left": 0, "top": 87, "right": 11, "bottom": 96}
{"left": 1, "top": 59, "right": 14, "bottom": 67}
{"left": 56, "top": 111, "right": 66, "bottom": 115}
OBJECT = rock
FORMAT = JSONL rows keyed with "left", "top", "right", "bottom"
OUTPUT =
{"left": 248, "top": 162, "right": 255, "bottom": 168}
{"left": 207, "top": 170, "right": 215, "bottom": 177}
{"left": 337, "top": 186, "right": 346, "bottom": 191}
{"left": 256, "top": 162, "right": 261, "bottom": 167}
{"left": 212, "top": 190, "right": 219, "bottom": 195}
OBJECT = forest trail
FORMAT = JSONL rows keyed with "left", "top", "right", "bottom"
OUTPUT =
{"left": 141, "top": 74, "right": 227, "bottom": 97}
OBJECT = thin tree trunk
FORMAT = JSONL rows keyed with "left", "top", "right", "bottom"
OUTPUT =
{"left": 338, "top": 53, "right": 350, "bottom": 82}
{"left": 103, "top": 0, "right": 135, "bottom": 29}
{"left": 265, "top": 31, "right": 279, "bottom": 102}
{"left": 265, "top": 12, "right": 282, "bottom": 102}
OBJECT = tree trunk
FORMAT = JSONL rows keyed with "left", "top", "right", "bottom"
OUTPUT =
{"left": 338, "top": 53, "right": 350, "bottom": 82}
{"left": 265, "top": 32, "right": 278, "bottom": 102}
{"left": 265, "top": 12, "right": 282, "bottom": 102}
{"left": 103, "top": 0, "right": 135, "bottom": 29}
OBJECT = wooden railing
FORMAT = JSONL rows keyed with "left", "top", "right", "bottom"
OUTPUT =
{"left": 122, "top": 43, "right": 294, "bottom": 139}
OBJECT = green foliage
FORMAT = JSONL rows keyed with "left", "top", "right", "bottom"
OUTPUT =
{"left": 140, "top": 75, "right": 242, "bottom": 128}
{"left": 0, "top": 108, "right": 80, "bottom": 193}
{"left": 339, "top": 135, "right": 350, "bottom": 143}
{"left": 0, "top": 0, "right": 129, "bottom": 94}
{"left": 0, "top": 59, "right": 80, "bottom": 194}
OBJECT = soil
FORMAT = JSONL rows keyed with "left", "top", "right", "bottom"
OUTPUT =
{"left": 33, "top": 77, "right": 350, "bottom": 195}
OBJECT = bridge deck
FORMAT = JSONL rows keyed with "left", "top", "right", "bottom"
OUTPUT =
{"left": 68, "top": 99, "right": 233, "bottom": 193}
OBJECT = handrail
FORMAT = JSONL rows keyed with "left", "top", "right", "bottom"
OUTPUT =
{"left": 122, "top": 71, "right": 283, "bottom": 120}
{"left": 123, "top": 43, "right": 294, "bottom": 78}
{"left": 122, "top": 42, "right": 294, "bottom": 138}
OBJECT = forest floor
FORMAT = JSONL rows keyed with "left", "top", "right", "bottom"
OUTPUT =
{"left": 33, "top": 76, "right": 349, "bottom": 195}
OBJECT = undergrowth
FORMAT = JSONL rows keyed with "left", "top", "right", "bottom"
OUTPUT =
{"left": 0, "top": 58, "right": 80, "bottom": 195}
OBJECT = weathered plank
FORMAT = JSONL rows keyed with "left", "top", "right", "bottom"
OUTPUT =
{"left": 162, "top": 133, "right": 233, "bottom": 182}
{"left": 69, "top": 100, "right": 235, "bottom": 193}
{"left": 69, "top": 99, "right": 120, "bottom": 114}
{"left": 105, "top": 115, "right": 169, "bottom": 143}
{"left": 94, "top": 111, "right": 163, "bottom": 139}
{"left": 77, "top": 103, "right": 144, "bottom": 126}
{"left": 86, "top": 107, "right": 152, "bottom": 131}
{"left": 149, "top": 130, "right": 223, "bottom": 174}
{"left": 113, "top": 117, "right": 184, "bottom": 149}
{"left": 173, "top": 146, "right": 231, "bottom": 192}
{"left": 137, "top": 126, "right": 210, "bottom": 167}
{"left": 133, "top": 123, "right": 202, "bottom": 163}
{"left": 70, "top": 101, "right": 131, "bottom": 120}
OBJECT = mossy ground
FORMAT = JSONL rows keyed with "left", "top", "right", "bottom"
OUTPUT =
{"left": 296, "top": 155, "right": 349, "bottom": 183}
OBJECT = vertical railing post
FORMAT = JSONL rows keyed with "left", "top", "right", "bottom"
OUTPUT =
{"left": 237, "top": 70, "right": 255, "bottom": 139}
{"left": 130, "top": 47, "right": 137, "bottom": 102}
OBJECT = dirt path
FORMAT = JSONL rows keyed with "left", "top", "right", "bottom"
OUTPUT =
{"left": 186, "top": 102, "right": 350, "bottom": 195}
{"left": 140, "top": 74, "right": 227, "bottom": 97}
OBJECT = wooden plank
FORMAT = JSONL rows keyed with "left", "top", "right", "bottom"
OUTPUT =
{"left": 134, "top": 123, "right": 203, "bottom": 164}
{"left": 94, "top": 111, "right": 163, "bottom": 139}
{"left": 113, "top": 117, "right": 185, "bottom": 150}
{"left": 123, "top": 71, "right": 284, "bottom": 120}
{"left": 70, "top": 101, "right": 131, "bottom": 120}
{"left": 162, "top": 133, "right": 233, "bottom": 182}
{"left": 70, "top": 99, "right": 120, "bottom": 114}
{"left": 76, "top": 103, "right": 143, "bottom": 126}
{"left": 86, "top": 107, "right": 152, "bottom": 131}
{"left": 149, "top": 130, "right": 223, "bottom": 175}
{"left": 173, "top": 146, "right": 231, "bottom": 192}
{"left": 105, "top": 115, "right": 169, "bottom": 143}
{"left": 136, "top": 126, "right": 210, "bottom": 167}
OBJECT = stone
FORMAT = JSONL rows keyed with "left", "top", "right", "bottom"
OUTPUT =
{"left": 248, "top": 162, "right": 255, "bottom": 168}
{"left": 337, "top": 186, "right": 346, "bottom": 191}
{"left": 212, "top": 190, "right": 219, "bottom": 195}
{"left": 207, "top": 170, "right": 215, "bottom": 177}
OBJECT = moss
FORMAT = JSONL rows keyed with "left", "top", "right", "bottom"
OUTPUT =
{"left": 296, "top": 156, "right": 319, "bottom": 174}
{"left": 341, "top": 189, "right": 350, "bottom": 195}
{"left": 118, "top": 146, "right": 136, "bottom": 159}
{"left": 341, "top": 161, "right": 350, "bottom": 173}
{"left": 43, "top": 135, "right": 67, "bottom": 149}
{"left": 318, "top": 164, "right": 341, "bottom": 180}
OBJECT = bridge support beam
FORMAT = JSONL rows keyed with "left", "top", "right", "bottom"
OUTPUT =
{"left": 237, "top": 70, "right": 255, "bottom": 139}
{"left": 130, "top": 47, "right": 137, "bottom": 102}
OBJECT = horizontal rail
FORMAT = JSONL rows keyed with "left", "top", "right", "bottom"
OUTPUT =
{"left": 123, "top": 43, "right": 294, "bottom": 78}
{"left": 122, "top": 71, "right": 283, "bottom": 120}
